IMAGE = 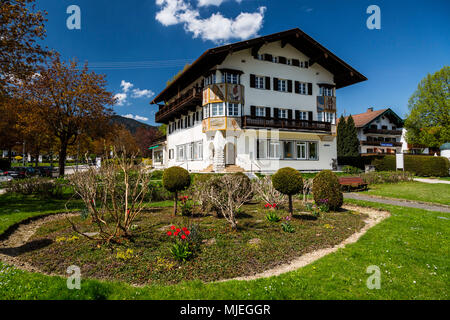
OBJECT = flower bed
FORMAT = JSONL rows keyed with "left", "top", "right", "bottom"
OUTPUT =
{"left": 19, "top": 201, "right": 366, "bottom": 285}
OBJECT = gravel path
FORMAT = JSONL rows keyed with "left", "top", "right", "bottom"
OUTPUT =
{"left": 344, "top": 193, "right": 450, "bottom": 213}
{"left": 414, "top": 178, "right": 450, "bottom": 185}
{"left": 0, "top": 213, "right": 78, "bottom": 274}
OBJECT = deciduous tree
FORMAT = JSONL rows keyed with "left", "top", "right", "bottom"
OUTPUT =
{"left": 0, "top": 0, "right": 49, "bottom": 94}
{"left": 405, "top": 66, "right": 450, "bottom": 148}
{"left": 18, "top": 55, "right": 115, "bottom": 176}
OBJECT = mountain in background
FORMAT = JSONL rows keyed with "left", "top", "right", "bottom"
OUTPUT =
{"left": 110, "top": 115, "right": 157, "bottom": 134}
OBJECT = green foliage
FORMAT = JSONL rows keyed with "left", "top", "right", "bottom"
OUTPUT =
{"left": 265, "top": 211, "right": 281, "bottom": 223}
{"left": 337, "top": 155, "right": 383, "bottom": 169}
{"left": 404, "top": 66, "right": 450, "bottom": 148}
{"left": 170, "top": 242, "right": 192, "bottom": 262}
{"left": 360, "top": 171, "right": 414, "bottom": 184}
{"left": 148, "top": 181, "right": 172, "bottom": 201}
{"left": 6, "top": 177, "right": 72, "bottom": 199}
{"left": 337, "top": 115, "right": 359, "bottom": 157}
{"left": 312, "top": 170, "right": 343, "bottom": 210}
{"left": 162, "top": 167, "right": 191, "bottom": 193}
{"left": 151, "top": 170, "right": 164, "bottom": 180}
{"left": 372, "top": 155, "right": 450, "bottom": 177}
{"left": 272, "top": 167, "right": 303, "bottom": 196}
{"left": 342, "top": 165, "right": 363, "bottom": 174}
{"left": 281, "top": 221, "right": 295, "bottom": 233}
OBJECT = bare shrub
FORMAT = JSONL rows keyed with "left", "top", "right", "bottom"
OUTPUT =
{"left": 302, "top": 178, "right": 313, "bottom": 203}
{"left": 67, "top": 150, "right": 150, "bottom": 243}
{"left": 203, "top": 174, "right": 253, "bottom": 230}
{"left": 252, "top": 176, "right": 287, "bottom": 208}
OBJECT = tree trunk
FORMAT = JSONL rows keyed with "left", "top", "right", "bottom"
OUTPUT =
{"left": 34, "top": 151, "right": 39, "bottom": 168}
{"left": 289, "top": 195, "right": 293, "bottom": 218}
{"left": 58, "top": 141, "right": 68, "bottom": 177}
{"left": 173, "top": 191, "right": 178, "bottom": 216}
{"left": 7, "top": 148, "right": 12, "bottom": 166}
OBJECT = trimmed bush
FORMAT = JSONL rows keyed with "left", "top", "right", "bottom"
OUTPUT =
{"left": 312, "top": 170, "right": 343, "bottom": 210}
{"left": 272, "top": 167, "right": 303, "bottom": 216}
{"left": 372, "top": 155, "right": 450, "bottom": 177}
{"left": 162, "top": 166, "right": 191, "bottom": 215}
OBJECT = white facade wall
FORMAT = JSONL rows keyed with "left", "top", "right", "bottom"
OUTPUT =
{"left": 163, "top": 41, "right": 338, "bottom": 172}
{"left": 358, "top": 114, "right": 402, "bottom": 154}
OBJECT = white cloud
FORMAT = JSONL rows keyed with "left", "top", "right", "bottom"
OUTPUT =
{"left": 114, "top": 93, "right": 128, "bottom": 106}
{"left": 132, "top": 88, "right": 155, "bottom": 99}
{"left": 155, "top": 0, "right": 266, "bottom": 43}
{"left": 122, "top": 114, "right": 149, "bottom": 122}
{"left": 197, "top": 0, "right": 242, "bottom": 7}
{"left": 120, "top": 80, "right": 134, "bottom": 93}
{"left": 115, "top": 80, "right": 154, "bottom": 106}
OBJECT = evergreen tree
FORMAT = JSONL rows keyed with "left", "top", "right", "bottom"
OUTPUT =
{"left": 337, "top": 115, "right": 347, "bottom": 157}
{"left": 346, "top": 115, "right": 360, "bottom": 156}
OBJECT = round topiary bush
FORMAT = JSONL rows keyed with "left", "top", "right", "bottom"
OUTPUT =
{"left": 312, "top": 170, "right": 343, "bottom": 210}
{"left": 162, "top": 166, "right": 191, "bottom": 215}
{"left": 272, "top": 167, "right": 303, "bottom": 216}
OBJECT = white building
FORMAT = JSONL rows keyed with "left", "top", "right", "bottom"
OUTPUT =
{"left": 151, "top": 29, "right": 366, "bottom": 173}
{"left": 340, "top": 108, "right": 404, "bottom": 155}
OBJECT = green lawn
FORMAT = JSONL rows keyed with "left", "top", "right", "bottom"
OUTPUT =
{"left": 0, "top": 194, "right": 448, "bottom": 300}
{"left": 362, "top": 181, "right": 450, "bottom": 206}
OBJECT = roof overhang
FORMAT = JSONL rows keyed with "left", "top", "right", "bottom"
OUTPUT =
{"left": 151, "top": 28, "right": 367, "bottom": 104}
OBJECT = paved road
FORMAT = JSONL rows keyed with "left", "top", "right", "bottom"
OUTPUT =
{"left": 414, "top": 178, "right": 450, "bottom": 185}
{"left": 344, "top": 193, "right": 450, "bottom": 213}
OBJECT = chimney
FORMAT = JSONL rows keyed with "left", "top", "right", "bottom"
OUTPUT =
{"left": 367, "top": 107, "right": 374, "bottom": 112}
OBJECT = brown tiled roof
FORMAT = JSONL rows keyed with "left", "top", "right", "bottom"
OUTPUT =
{"left": 152, "top": 28, "right": 367, "bottom": 104}
{"left": 338, "top": 108, "right": 388, "bottom": 128}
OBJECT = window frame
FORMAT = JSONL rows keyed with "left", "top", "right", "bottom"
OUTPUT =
{"left": 255, "top": 106, "right": 266, "bottom": 118}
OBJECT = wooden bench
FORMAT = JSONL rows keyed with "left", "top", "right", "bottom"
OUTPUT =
{"left": 339, "top": 177, "right": 368, "bottom": 191}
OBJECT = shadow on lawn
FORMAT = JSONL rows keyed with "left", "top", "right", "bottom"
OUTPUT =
{"left": 0, "top": 238, "right": 53, "bottom": 257}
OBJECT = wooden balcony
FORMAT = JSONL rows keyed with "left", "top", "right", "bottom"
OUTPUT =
{"left": 363, "top": 128, "right": 403, "bottom": 135}
{"left": 361, "top": 141, "right": 402, "bottom": 147}
{"left": 155, "top": 87, "right": 202, "bottom": 123}
{"left": 242, "top": 116, "right": 331, "bottom": 133}
{"left": 317, "top": 96, "right": 336, "bottom": 112}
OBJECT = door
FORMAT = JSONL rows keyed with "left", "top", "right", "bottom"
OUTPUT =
{"left": 225, "top": 143, "right": 236, "bottom": 165}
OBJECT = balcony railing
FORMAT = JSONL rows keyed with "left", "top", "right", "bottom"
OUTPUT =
{"left": 361, "top": 141, "right": 402, "bottom": 147}
{"left": 242, "top": 116, "right": 331, "bottom": 132}
{"left": 155, "top": 87, "right": 202, "bottom": 123}
{"left": 363, "top": 128, "right": 403, "bottom": 135}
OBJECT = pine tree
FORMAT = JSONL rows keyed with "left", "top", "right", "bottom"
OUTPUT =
{"left": 337, "top": 115, "right": 347, "bottom": 157}
{"left": 346, "top": 115, "right": 360, "bottom": 156}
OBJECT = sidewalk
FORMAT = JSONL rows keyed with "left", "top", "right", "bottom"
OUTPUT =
{"left": 344, "top": 193, "right": 450, "bottom": 213}
{"left": 414, "top": 178, "right": 450, "bottom": 185}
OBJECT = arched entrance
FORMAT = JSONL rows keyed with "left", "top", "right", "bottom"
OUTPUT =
{"left": 225, "top": 142, "right": 236, "bottom": 165}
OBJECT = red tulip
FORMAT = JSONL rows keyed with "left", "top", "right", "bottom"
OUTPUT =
{"left": 171, "top": 226, "right": 176, "bottom": 230}
{"left": 181, "top": 235, "right": 186, "bottom": 240}
{"left": 185, "top": 230, "right": 190, "bottom": 236}
{"left": 167, "top": 231, "right": 172, "bottom": 236}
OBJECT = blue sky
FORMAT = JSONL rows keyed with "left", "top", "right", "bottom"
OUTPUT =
{"left": 38, "top": 0, "right": 449, "bottom": 125}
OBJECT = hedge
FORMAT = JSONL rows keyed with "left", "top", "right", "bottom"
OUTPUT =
{"left": 372, "top": 155, "right": 450, "bottom": 177}
{"left": 337, "top": 156, "right": 383, "bottom": 169}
